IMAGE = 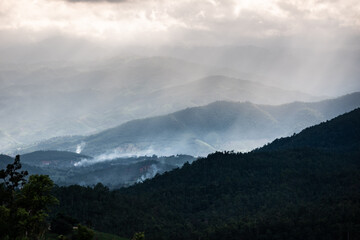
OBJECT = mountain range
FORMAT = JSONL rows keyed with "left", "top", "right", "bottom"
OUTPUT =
{"left": 0, "top": 57, "right": 319, "bottom": 154}
{"left": 19, "top": 92, "right": 360, "bottom": 156}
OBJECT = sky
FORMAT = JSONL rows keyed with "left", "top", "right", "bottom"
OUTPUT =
{"left": 0, "top": 0, "right": 359, "bottom": 48}
{"left": 0, "top": 0, "right": 360, "bottom": 154}
{"left": 1, "top": 0, "right": 359, "bottom": 96}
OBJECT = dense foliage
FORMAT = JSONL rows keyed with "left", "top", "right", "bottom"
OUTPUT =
{"left": 51, "top": 149, "right": 360, "bottom": 240}
{"left": 259, "top": 107, "right": 360, "bottom": 152}
{"left": 50, "top": 108, "right": 360, "bottom": 239}
{"left": 1, "top": 153, "right": 195, "bottom": 189}
{"left": 1, "top": 107, "right": 357, "bottom": 239}
{"left": 0, "top": 156, "right": 58, "bottom": 240}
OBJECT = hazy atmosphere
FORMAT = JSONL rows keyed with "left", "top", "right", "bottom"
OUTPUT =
{"left": 1, "top": 0, "right": 360, "bottom": 155}
{"left": 1, "top": 1, "right": 360, "bottom": 239}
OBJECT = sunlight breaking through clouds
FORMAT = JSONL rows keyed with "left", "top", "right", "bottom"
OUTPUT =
{"left": 0, "top": 0, "right": 359, "bottom": 46}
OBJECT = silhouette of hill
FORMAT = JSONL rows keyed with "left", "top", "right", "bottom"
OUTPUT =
{"left": 51, "top": 108, "right": 360, "bottom": 240}
{"left": 260, "top": 107, "right": 360, "bottom": 152}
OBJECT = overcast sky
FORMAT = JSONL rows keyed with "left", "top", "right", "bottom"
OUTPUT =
{"left": 1, "top": 0, "right": 359, "bottom": 48}
{"left": 0, "top": 0, "right": 360, "bottom": 153}
{"left": 0, "top": 0, "right": 359, "bottom": 96}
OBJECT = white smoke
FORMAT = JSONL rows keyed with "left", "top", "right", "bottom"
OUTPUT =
{"left": 136, "top": 164, "right": 160, "bottom": 183}
{"left": 75, "top": 142, "right": 86, "bottom": 154}
{"left": 73, "top": 139, "right": 218, "bottom": 167}
{"left": 73, "top": 147, "right": 160, "bottom": 167}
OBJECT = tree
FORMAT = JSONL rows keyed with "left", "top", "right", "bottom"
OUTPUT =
{"left": 76, "top": 224, "right": 94, "bottom": 240}
{"left": 0, "top": 155, "right": 58, "bottom": 240}
{"left": 0, "top": 155, "right": 29, "bottom": 240}
{"left": 51, "top": 213, "right": 78, "bottom": 235}
{"left": 0, "top": 155, "right": 28, "bottom": 204}
{"left": 132, "top": 232, "right": 145, "bottom": 240}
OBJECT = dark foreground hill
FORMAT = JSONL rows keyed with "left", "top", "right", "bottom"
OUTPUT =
{"left": 259, "top": 107, "right": 360, "bottom": 152}
{"left": 51, "top": 109, "right": 360, "bottom": 240}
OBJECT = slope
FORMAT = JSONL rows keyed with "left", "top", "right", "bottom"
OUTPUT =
{"left": 21, "top": 92, "right": 360, "bottom": 156}
{"left": 151, "top": 75, "right": 317, "bottom": 105}
{"left": 21, "top": 150, "right": 91, "bottom": 168}
{"left": 2, "top": 56, "right": 317, "bottom": 154}
{"left": 0, "top": 154, "right": 46, "bottom": 176}
{"left": 52, "top": 108, "right": 360, "bottom": 240}
{"left": 259, "top": 107, "right": 360, "bottom": 152}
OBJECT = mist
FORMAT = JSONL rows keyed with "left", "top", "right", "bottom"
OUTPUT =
{"left": 0, "top": 0, "right": 359, "bottom": 155}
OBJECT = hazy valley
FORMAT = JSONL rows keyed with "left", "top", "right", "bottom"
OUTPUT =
{"left": 17, "top": 92, "right": 360, "bottom": 157}
{"left": 1, "top": 1, "right": 360, "bottom": 239}
{"left": 0, "top": 56, "right": 322, "bottom": 154}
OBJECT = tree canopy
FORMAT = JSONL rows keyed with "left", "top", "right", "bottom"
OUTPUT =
{"left": 0, "top": 155, "right": 58, "bottom": 240}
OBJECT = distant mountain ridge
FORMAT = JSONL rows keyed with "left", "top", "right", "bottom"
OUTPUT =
{"left": 153, "top": 75, "right": 318, "bottom": 106}
{"left": 20, "top": 150, "right": 91, "bottom": 168}
{"left": 0, "top": 56, "right": 319, "bottom": 154}
{"left": 0, "top": 151, "right": 195, "bottom": 188}
{"left": 18, "top": 92, "right": 360, "bottom": 157}
{"left": 144, "top": 74, "right": 319, "bottom": 110}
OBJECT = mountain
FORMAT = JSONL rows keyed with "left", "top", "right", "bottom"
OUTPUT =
{"left": 51, "top": 107, "right": 360, "bottom": 240}
{"left": 20, "top": 150, "right": 91, "bottom": 168}
{"left": 151, "top": 75, "right": 316, "bottom": 106}
{"left": 165, "top": 45, "right": 360, "bottom": 95}
{"left": 60, "top": 157, "right": 181, "bottom": 188}
{"left": 50, "top": 154, "right": 195, "bottom": 188}
{"left": 20, "top": 92, "right": 360, "bottom": 156}
{"left": 259, "top": 107, "right": 360, "bottom": 152}
{"left": 2, "top": 151, "right": 195, "bottom": 188}
{"left": 0, "top": 154, "right": 14, "bottom": 168}
{"left": 0, "top": 154, "right": 46, "bottom": 176}
{"left": 1, "top": 57, "right": 318, "bottom": 154}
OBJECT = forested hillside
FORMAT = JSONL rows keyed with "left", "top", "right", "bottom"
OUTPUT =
{"left": 50, "top": 108, "right": 360, "bottom": 240}
{"left": 1, "top": 152, "right": 195, "bottom": 188}
{"left": 2, "top": 1, "right": 360, "bottom": 239}
{"left": 260, "top": 107, "right": 360, "bottom": 152}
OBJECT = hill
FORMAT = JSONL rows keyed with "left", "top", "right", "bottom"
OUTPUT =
{"left": 260, "top": 107, "right": 360, "bottom": 152}
{"left": 21, "top": 92, "right": 360, "bottom": 156}
{"left": 51, "top": 108, "right": 360, "bottom": 240}
{"left": 2, "top": 151, "right": 195, "bottom": 188}
{"left": 1, "top": 57, "right": 317, "bottom": 154}
{"left": 0, "top": 153, "right": 46, "bottom": 176}
{"left": 152, "top": 75, "right": 316, "bottom": 106}
{"left": 0, "top": 154, "right": 15, "bottom": 168}
{"left": 56, "top": 154, "right": 195, "bottom": 188}
{"left": 21, "top": 150, "right": 91, "bottom": 168}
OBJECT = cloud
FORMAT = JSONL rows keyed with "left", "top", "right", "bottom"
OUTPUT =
{"left": 65, "top": 0, "right": 127, "bottom": 2}
{"left": 0, "top": 0, "right": 359, "bottom": 47}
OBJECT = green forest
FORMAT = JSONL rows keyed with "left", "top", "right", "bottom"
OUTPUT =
{"left": 51, "top": 149, "right": 360, "bottom": 240}
{"left": 1, "top": 108, "right": 360, "bottom": 239}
